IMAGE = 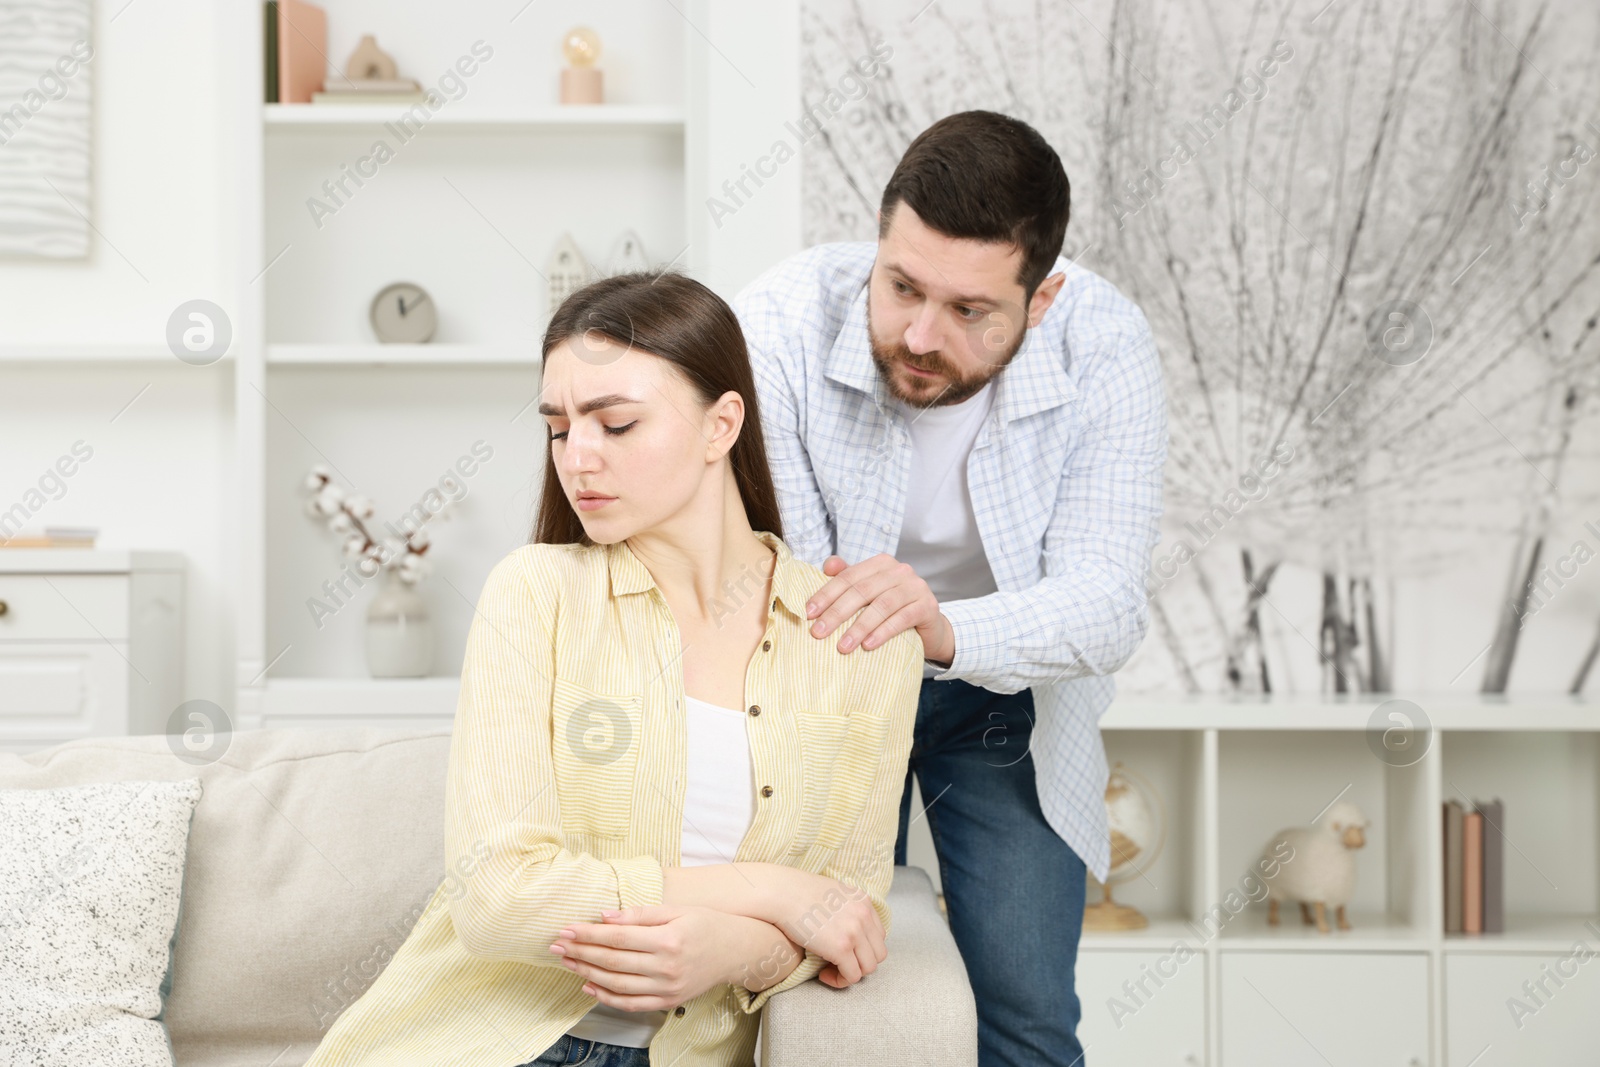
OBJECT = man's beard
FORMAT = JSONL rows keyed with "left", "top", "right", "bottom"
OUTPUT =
{"left": 866, "top": 300, "right": 1026, "bottom": 409}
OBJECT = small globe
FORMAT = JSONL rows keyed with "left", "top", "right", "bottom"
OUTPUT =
{"left": 1104, "top": 763, "right": 1162, "bottom": 884}
{"left": 1084, "top": 762, "right": 1167, "bottom": 932}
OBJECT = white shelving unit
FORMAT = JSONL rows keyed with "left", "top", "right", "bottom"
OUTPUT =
{"left": 1077, "top": 694, "right": 1600, "bottom": 1067}
{"left": 213, "top": 0, "right": 802, "bottom": 729}
{"left": 265, "top": 343, "right": 532, "bottom": 365}
{"left": 263, "top": 102, "right": 686, "bottom": 131}
{"left": 0, "top": 345, "right": 220, "bottom": 363}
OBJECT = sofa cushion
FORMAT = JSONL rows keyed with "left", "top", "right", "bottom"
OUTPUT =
{"left": 0, "top": 777, "right": 203, "bottom": 1066}
{"left": 0, "top": 727, "right": 452, "bottom": 1067}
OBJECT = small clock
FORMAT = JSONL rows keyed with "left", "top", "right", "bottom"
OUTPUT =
{"left": 369, "top": 282, "right": 437, "bottom": 343}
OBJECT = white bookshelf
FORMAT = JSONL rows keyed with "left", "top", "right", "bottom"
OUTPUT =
{"left": 1076, "top": 695, "right": 1600, "bottom": 1067}
{"left": 216, "top": 0, "right": 802, "bottom": 724}
{"left": 265, "top": 343, "right": 535, "bottom": 365}
{"left": 0, "top": 344, "right": 221, "bottom": 363}
{"left": 263, "top": 103, "right": 685, "bottom": 131}
{"left": 258, "top": 675, "right": 461, "bottom": 726}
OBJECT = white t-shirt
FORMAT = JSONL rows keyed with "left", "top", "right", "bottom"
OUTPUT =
{"left": 564, "top": 693, "right": 756, "bottom": 1048}
{"left": 889, "top": 380, "right": 1000, "bottom": 676}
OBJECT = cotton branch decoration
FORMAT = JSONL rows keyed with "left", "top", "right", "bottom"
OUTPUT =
{"left": 302, "top": 464, "right": 451, "bottom": 677}
{"left": 302, "top": 465, "right": 441, "bottom": 586}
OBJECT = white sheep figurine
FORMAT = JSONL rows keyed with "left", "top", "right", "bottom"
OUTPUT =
{"left": 1258, "top": 801, "right": 1369, "bottom": 934}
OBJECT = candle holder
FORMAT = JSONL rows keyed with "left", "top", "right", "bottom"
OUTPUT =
{"left": 559, "top": 26, "right": 603, "bottom": 104}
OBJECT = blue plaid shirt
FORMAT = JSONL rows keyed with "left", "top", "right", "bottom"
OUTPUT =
{"left": 732, "top": 242, "right": 1168, "bottom": 882}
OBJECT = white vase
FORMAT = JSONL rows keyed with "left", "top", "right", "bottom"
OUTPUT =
{"left": 365, "top": 570, "right": 433, "bottom": 678}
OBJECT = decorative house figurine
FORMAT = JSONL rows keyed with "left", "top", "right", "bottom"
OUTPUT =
{"left": 1259, "top": 801, "right": 1370, "bottom": 933}
{"left": 604, "top": 230, "right": 650, "bottom": 275}
{"left": 546, "top": 233, "right": 592, "bottom": 316}
{"left": 560, "top": 26, "right": 603, "bottom": 104}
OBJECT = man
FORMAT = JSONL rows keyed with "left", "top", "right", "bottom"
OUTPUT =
{"left": 732, "top": 109, "right": 1168, "bottom": 1065}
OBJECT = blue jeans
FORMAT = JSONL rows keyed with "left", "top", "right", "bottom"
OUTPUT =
{"left": 516, "top": 1034, "right": 650, "bottom": 1067}
{"left": 894, "top": 677, "right": 1088, "bottom": 1067}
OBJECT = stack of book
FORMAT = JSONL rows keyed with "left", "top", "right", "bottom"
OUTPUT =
{"left": 1444, "top": 798, "right": 1505, "bottom": 934}
{"left": 311, "top": 80, "right": 425, "bottom": 105}
{"left": 264, "top": 1, "right": 424, "bottom": 105}
{"left": 1, "top": 526, "right": 98, "bottom": 548}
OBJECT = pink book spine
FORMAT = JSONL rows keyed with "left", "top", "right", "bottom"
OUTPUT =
{"left": 1463, "top": 812, "right": 1484, "bottom": 934}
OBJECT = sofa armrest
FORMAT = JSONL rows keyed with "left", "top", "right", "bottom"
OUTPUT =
{"left": 759, "top": 865, "right": 977, "bottom": 1067}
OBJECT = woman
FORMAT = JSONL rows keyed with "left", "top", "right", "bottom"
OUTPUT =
{"left": 303, "top": 272, "right": 925, "bottom": 1067}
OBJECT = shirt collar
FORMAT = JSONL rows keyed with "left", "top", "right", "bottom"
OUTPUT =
{"left": 605, "top": 529, "right": 815, "bottom": 619}
{"left": 823, "top": 263, "right": 1077, "bottom": 425}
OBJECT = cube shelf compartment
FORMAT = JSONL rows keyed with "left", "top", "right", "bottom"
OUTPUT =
{"left": 1078, "top": 695, "right": 1600, "bottom": 1066}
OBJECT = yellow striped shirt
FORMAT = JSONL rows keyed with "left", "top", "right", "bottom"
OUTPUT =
{"left": 303, "top": 529, "right": 924, "bottom": 1066}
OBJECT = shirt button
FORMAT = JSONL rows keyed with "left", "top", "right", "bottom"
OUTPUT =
{"left": 762, "top": 640, "right": 771, "bottom": 652}
{"left": 881, "top": 522, "right": 892, "bottom": 533}
{"left": 674, "top": 1006, "right": 686, "bottom": 1017}
{"left": 760, "top": 785, "right": 774, "bottom": 798}
{"left": 748, "top": 704, "right": 761, "bottom": 717}
{"left": 771, "top": 598, "right": 778, "bottom": 611}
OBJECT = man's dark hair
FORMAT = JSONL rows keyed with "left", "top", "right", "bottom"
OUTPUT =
{"left": 878, "top": 110, "right": 1070, "bottom": 300}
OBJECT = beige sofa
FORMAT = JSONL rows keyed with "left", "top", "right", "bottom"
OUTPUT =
{"left": 0, "top": 727, "right": 977, "bottom": 1066}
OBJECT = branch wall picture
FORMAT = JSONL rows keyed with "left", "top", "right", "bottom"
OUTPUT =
{"left": 800, "top": 0, "right": 1600, "bottom": 696}
{"left": 0, "top": 0, "right": 93, "bottom": 259}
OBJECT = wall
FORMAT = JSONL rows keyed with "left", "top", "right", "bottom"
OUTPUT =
{"left": 0, "top": 0, "right": 234, "bottom": 709}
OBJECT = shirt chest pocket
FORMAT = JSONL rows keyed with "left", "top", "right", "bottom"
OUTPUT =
{"left": 549, "top": 676, "right": 645, "bottom": 839}
{"left": 792, "top": 710, "right": 893, "bottom": 852}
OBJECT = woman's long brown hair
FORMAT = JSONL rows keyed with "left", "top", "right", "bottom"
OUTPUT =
{"left": 531, "top": 271, "right": 785, "bottom": 547}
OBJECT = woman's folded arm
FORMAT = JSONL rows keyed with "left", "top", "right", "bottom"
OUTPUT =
{"left": 444, "top": 547, "right": 663, "bottom": 968}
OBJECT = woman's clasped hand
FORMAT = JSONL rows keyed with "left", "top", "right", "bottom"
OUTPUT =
{"left": 548, "top": 868, "right": 887, "bottom": 1011}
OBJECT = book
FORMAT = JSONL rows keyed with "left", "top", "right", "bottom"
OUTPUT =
{"left": 277, "top": 0, "right": 326, "bottom": 104}
{"left": 1463, "top": 810, "right": 1484, "bottom": 934}
{"left": 317, "top": 79, "right": 421, "bottom": 93}
{"left": 1444, "top": 799, "right": 1465, "bottom": 933}
{"left": 5, "top": 539, "right": 95, "bottom": 548}
{"left": 1479, "top": 798, "right": 1505, "bottom": 934}
{"left": 264, "top": 2, "right": 279, "bottom": 103}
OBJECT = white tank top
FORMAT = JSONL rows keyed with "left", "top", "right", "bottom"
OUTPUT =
{"left": 563, "top": 693, "right": 757, "bottom": 1047}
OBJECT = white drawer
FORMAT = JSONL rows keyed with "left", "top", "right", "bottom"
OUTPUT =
{"left": 0, "top": 642, "right": 129, "bottom": 742}
{"left": 1221, "top": 952, "right": 1429, "bottom": 1066}
{"left": 1446, "top": 952, "right": 1600, "bottom": 1065}
{"left": 0, "top": 574, "right": 129, "bottom": 641}
{"left": 1077, "top": 947, "right": 1207, "bottom": 1065}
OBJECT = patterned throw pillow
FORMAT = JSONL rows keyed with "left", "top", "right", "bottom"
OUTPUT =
{"left": 0, "top": 778, "right": 203, "bottom": 1065}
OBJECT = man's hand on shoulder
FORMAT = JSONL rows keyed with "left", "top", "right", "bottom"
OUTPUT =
{"left": 804, "top": 553, "right": 954, "bottom": 667}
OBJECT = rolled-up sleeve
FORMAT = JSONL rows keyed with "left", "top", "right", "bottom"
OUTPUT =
{"left": 445, "top": 547, "right": 665, "bottom": 967}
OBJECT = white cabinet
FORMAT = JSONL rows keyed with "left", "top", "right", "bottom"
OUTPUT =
{"left": 1445, "top": 952, "right": 1600, "bottom": 1065}
{"left": 0, "top": 550, "right": 185, "bottom": 749}
{"left": 1076, "top": 948, "right": 1207, "bottom": 1065}
{"left": 1220, "top": 953, "right": 1430, "bottom": 1065}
